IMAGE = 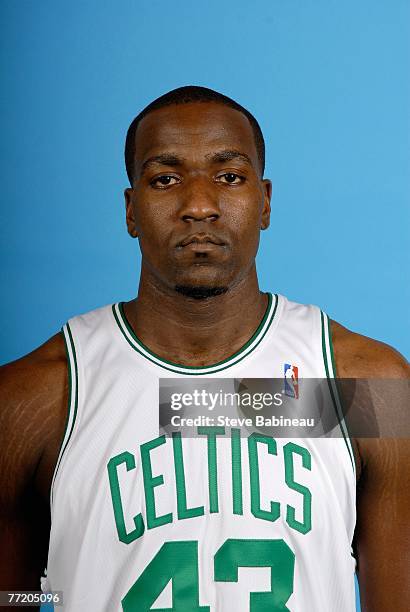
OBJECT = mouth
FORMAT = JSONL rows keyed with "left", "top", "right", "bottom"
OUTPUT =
{"left": 176, "top": 233, "right": 226, "bottom": 249}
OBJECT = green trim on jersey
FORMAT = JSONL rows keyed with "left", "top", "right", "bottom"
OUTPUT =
{"left": 112, "top": 293, "right": 278, "bottom": 375}
{"left": 51, "top": 323, "right": 79, "bottom": 508}
{"left": 320, "top": 312, "right": 355, "bottom": 474}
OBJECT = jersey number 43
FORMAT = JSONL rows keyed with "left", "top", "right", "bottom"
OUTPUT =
{"left": 122, "top": 538, "right": 295, "bottom": 611}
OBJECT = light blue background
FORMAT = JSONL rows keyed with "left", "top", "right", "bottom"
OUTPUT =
{"left": 2, "top": 1, "right": 410, "bottom": 610}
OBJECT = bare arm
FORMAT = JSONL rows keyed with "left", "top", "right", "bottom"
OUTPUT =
{"left": 0, "top": 334, "right": 68, "bottom": 602}
{"left": 332, "top": 321, "right": 410, "bottom": 611}
{"left": 355, "top": 437, "right": 410, "bottom": 610}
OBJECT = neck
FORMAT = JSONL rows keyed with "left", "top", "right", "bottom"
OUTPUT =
{"left": 123, "top": 265, "right": 268, "bottom": 367}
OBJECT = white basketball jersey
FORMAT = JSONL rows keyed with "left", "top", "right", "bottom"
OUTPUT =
{"left": 44, "top": 293, "right": 356, "bottom": 611}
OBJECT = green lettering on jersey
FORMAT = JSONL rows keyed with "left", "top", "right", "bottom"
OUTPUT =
{"left": 197, "top": 426, "right": 225, "bottom": 513}
{"left": 140, "top": 435, "right": 172, "bottom": 529}
{"left": 107, "top": 451, "right": 145, "bottom": 544}
{"left": 214, "top": 538, "right": 295, "bottom": 610}
{"left": 283, "top": 442, "right": 312, "bottom": 534}
{"left": 172, "top": 432, "right": 204, "bottom": 520}
{"left": 122, "top": 540, "right": 210, "bottom": 611}
{"left": 231, "top": 428, "right": 243, "bottom": 515}
{"left": 248, "top": 433, "right": 280, "bottom": 523}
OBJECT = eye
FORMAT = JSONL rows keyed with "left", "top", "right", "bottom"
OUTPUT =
{"left": 150, "top": 175, "right": 180, "bottom": 188}
{"left": 217, "top": 172, "right": 244, "bottom": 185}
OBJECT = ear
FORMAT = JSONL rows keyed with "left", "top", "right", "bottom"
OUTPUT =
{"left": 124, "top": 188, "right": 138, "bottom": 238}
{"left": 260, "top": 179, "right": 272, "bottom": 230}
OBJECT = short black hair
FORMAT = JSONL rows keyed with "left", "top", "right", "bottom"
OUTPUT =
{"left": 124, "top": 85, "right": 265, "bottom": 185}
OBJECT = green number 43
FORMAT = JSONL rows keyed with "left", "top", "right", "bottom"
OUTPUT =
{"left": 122, "top": 538, "right": 295, "bottom": 611}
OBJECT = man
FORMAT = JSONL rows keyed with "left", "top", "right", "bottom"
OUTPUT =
{"left": 0, "top": 86, "right": 409, "bottom": 611}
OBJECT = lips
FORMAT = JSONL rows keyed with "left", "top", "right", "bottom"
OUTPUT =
{"left": 177, "top": 233, "right": 226, "bottom": 248}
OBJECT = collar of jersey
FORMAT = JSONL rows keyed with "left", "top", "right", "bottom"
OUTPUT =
{"left": 112, "top": 292, "right": 278, "bottom": 375}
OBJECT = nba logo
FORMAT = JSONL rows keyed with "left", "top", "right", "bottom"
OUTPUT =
{"left": 284, "top": 363, "right": 299, "bottom": 399}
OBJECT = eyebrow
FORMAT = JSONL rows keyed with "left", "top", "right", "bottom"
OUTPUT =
{"left": 206, "top": 149, "right": 253, "bottom": 166}
{"left": 140, "top": 153, "right": 185, "bottom": 174}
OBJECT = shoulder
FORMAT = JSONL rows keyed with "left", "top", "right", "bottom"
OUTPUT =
{"left": 330, "top": 319, "right": 409, "bottom": 378}
{"left": 0, "top": 333, "right": 68, "bottom": 504}
{"left": 330, "top": 320, "right": 409, "bottom": 483}
{"left": 0, "top": 332, "right": 68, "bottom": 404}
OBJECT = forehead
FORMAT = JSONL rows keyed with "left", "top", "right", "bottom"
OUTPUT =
{"left": 133, "top": 102, "right": 259, "bottom": 169}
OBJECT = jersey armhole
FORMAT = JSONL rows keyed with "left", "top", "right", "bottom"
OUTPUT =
{"left": 49, "top": 322, "right": 80, "bottom": 512}
{"left": 320, "top": 311, "right": 356, "bottom": 477}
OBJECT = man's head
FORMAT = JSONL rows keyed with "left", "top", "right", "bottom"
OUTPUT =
{"left": 124, "top": 86, "right": 271, "bottom": 299}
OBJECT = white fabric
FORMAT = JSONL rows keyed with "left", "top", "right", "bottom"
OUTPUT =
{"left": 44, "top": 294, "right": 356, "bottom": 611}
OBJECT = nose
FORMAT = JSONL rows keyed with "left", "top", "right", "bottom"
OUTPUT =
{"left": 178, "top": 175, "right": 220, "bottom": 223}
